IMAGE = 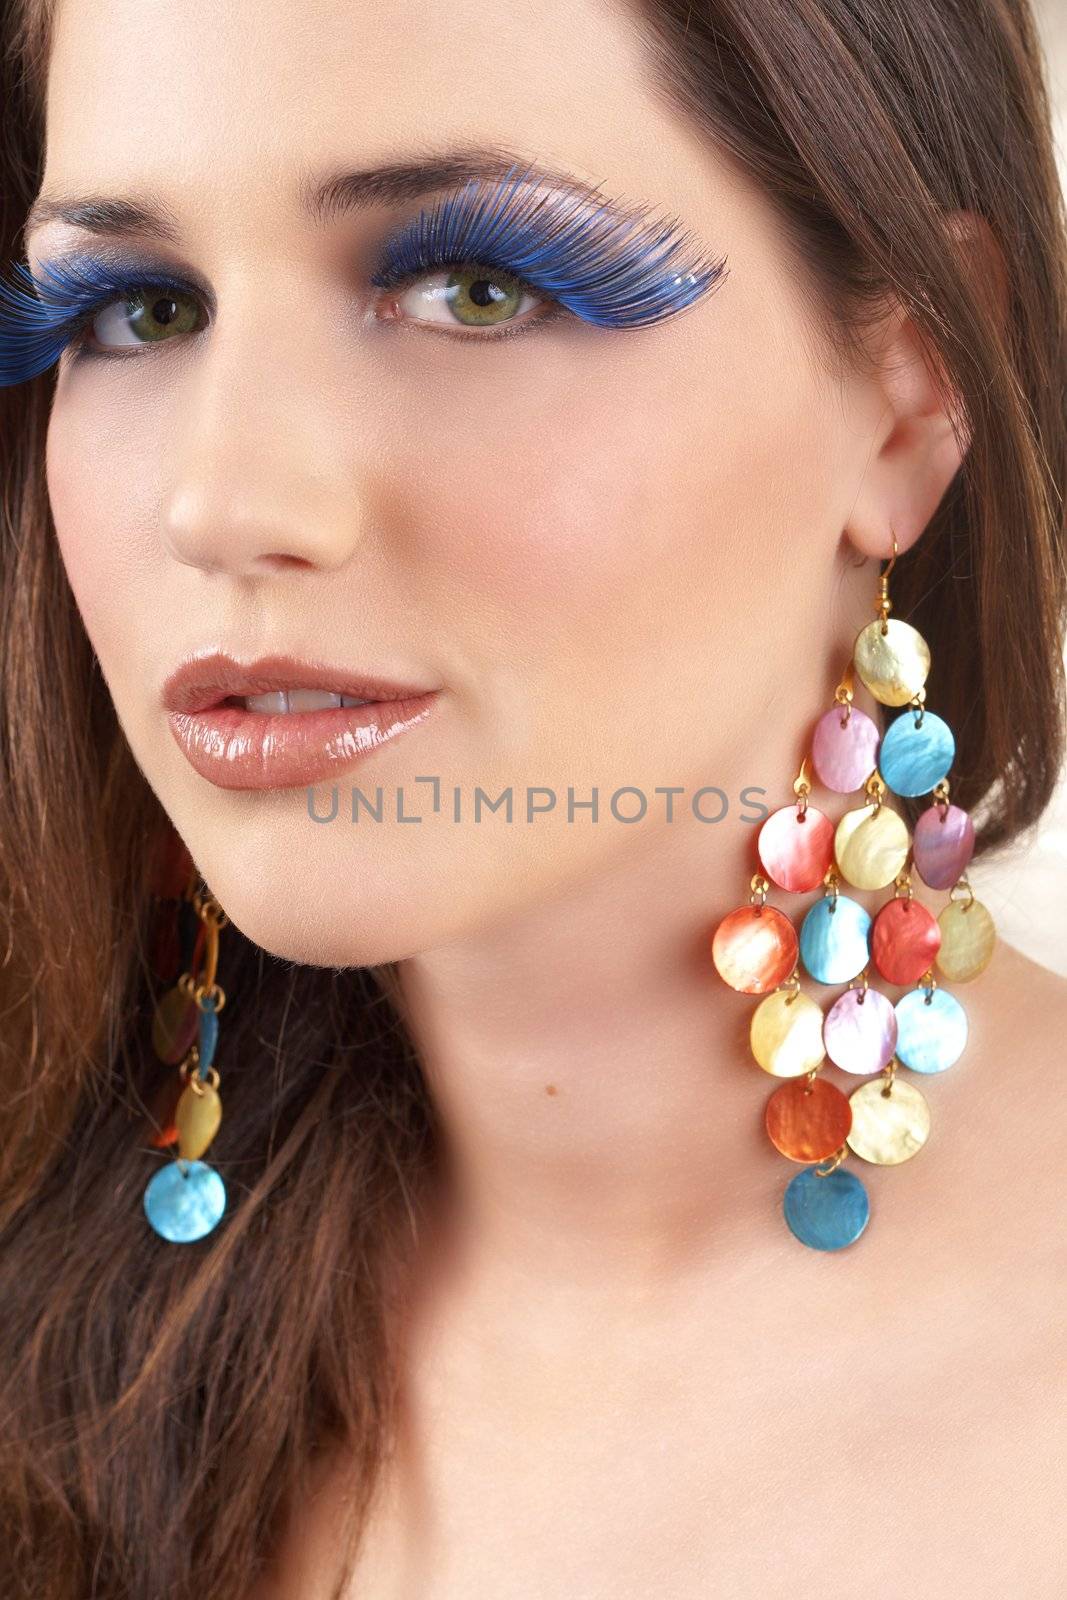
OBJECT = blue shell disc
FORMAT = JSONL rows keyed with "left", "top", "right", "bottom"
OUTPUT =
{"left": 144, "top": 1158, "right": 227, "bottom": 1242}
{"left": 198, "top": 998, "right": 219, "bottom": 1073}
{"left": 878, "top": 709, "right": 955, "bottom": 797}
{"left": 894, "top": 987, "right": 968, "bottom": 1073}
{"left": 783, "top": 1165, "right": 870, "bottom": 1250}
{"left": 799, "top": 895, "right": 872, "bottom": 984}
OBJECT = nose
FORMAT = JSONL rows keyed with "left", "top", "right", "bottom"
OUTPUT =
{"left": 158, "top": 273, "right": 368, "bottom": 577}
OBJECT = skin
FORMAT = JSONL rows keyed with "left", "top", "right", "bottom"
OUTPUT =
{"left": 27, "top": 0, "right": 1066, "bottom": 1594}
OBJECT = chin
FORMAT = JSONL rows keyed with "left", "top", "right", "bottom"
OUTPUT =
{"left": 231, "top": 917, "right": 409, "bottom": 970}
{"left": 179, "top": 843, "right": 447, "bottom": 968}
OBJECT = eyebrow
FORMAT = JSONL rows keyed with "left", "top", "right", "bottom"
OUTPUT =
{"left": 23, "top": 143, "right": 633, "bottom": 245}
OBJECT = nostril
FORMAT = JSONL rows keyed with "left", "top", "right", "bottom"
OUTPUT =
{"left": 263, "top": 552, "right": 315, "bottom": 568}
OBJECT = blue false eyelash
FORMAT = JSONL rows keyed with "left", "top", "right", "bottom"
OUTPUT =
{"left": 0, "top": 162, "right": 728, "bottom": 387}
{"left": 0, "top": 253, "right": 206, "bottom": 386}
{"left": 371, "top": 160, "right": 729, "bottom": 331}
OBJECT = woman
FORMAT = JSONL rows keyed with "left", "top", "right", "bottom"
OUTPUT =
{"left": 1, "top": 0, "right": 1064, "bottom": 1594}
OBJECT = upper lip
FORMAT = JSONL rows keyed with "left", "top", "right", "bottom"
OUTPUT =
{"left": 163, "top": 650, "right": 439, "bottom": 715}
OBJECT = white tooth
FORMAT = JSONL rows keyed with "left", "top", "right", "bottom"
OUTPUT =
{"left": 340, "top": 694, "right": 372, "bottom": 707}
{"left": 244, "top": 691, "right": 289, "bottom": 713}
{"left": 286, "top": 689, "right": 343, "bottom": 712}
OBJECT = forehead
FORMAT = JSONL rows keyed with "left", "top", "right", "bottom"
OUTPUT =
{"left": 40, "top": 0, "right": 693, "bottom": 229}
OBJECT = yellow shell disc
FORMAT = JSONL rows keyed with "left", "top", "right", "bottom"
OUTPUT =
{"left": 853, "top": 619, "right": 931, "bottom": 707}
{"left": 936, "top": 898, "right": 996, "bottom": 982}
{"left": 834, "top": 803, "right": 910, "bottom": 890}
{"left": 750, "top": 990, "right": 826, "bottom": 1078}
{"left": 175, "top": 1081, "right": 223, "bottom": 1161}
{"left": 846, "top": 1076, "right": 930, "bottom": 1164}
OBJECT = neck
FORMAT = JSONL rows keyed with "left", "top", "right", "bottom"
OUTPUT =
{"left": 387, "top": 596, "right": 903, "bottom": 1300}
{"left": 395, "top": 824, "right": 786, "bottom": 1286}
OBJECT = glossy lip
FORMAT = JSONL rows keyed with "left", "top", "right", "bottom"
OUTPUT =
{"left": 162, "top": 649, "right": 438, "bottom": 714}
{"left": 163, "top": 650, "right": 441, "bottom": 790}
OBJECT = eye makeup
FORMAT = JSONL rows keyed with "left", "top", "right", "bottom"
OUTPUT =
{"left": 0, "top": 253, "right": 210, "bottom": 385}
{"left": 370, "top": 161, "right": 728, "bottom": 329}
{"left": 0, "top": 159, "right": 729, "bottom": 386}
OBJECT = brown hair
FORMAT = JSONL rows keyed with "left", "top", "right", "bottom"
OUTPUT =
{"left": 2, "top": 0, "right": 1065, "bottom": 1595}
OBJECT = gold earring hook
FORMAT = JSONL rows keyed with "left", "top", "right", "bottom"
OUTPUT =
{"left": 876, "top": 531, "right": 899, "bottom": 626}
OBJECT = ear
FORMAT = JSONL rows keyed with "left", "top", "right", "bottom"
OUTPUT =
{"left": 844, "top": 209, "right": 1008, "bottom": 562}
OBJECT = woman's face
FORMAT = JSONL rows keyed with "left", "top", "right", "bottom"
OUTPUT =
{"left": 30, "top": 0, "right": 884, "bottom": 965}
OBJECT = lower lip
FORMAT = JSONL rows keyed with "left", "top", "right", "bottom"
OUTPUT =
{"left": 167, "top": 692, "right": 439, "bottom": 789}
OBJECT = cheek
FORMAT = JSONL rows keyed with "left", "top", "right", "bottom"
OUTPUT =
{"left": 392, "top": 319, "right": 842, "bottom": 707}
{"left": 46, "top": 409, "right": 103, "bottom": 625}
{"left": 45, "top": 388, "right": 163, "bottom": 668}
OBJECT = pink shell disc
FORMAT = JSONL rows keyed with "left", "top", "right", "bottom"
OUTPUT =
{"left": 757, "top": 804, "right": 835, "bottom": 892}
{"left": 822, "top": 986, "right": 898, "bottom": 1074}
{"left": 913, "top": 803, "right": 975, "bottom": 890}
{"left": 871, "top": 899, "right": 941, "bottom": 985}
{"left": 811, "top": 705, "right": 881, "bottom": 793}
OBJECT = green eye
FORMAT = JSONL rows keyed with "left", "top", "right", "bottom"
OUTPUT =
{"left": 392, "top": 264, "right": 542, "bottom": 333}
{"left": 90, "top": 287, "right": 202, "bottom": 349}
{"left": 441, "top": 267, "right": 527, "bottom": 327}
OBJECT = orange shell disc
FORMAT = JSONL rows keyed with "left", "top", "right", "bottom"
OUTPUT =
{"left": 765, "top": 1076, "right": 852, "bottom": 1162}
{"left": 711, "top": 905, "right": 798, "bottom": 995}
